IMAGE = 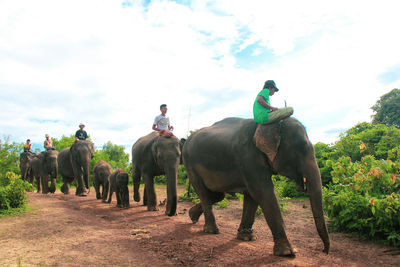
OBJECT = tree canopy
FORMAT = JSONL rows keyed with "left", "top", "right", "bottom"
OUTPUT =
{"left": 371, "top": 88, "right": 400, "bottom": 128}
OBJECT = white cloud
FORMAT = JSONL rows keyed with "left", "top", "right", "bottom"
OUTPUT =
{"left": 0, "top": 0, "right": 399, "bottom": 152}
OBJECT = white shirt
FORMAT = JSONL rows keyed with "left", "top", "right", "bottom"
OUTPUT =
{"left": 153, "top": 114, "right": 170, "bottom": 131}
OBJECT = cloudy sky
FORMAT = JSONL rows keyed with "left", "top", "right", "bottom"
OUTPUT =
{"left": 1, "top": 0, "right": 399, "bottom": 152}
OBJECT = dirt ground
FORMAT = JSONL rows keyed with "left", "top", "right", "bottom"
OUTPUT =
{"left": 0, "top": 186, "right": 398, "bottom": 267}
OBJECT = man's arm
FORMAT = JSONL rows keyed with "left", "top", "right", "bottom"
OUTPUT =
{"left": 257, "top": 95, "right": 278, "bottom": 111}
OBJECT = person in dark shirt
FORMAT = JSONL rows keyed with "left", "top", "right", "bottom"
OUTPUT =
{"left": 75, "top": 123, "right": 88, "bottom": 142}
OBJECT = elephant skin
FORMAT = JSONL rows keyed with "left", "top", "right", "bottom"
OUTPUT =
{"left": 107, "top": 168, "right": 129, "bottom": 208}
{"left": 19, "top": 152, "right": 34, "bottom": 181}
{"left": 58, "top": 141, "right": 94, "bottom": 196}
{"left": 132, "top": 132, "right": 185, "bottom": 216}
{"left": 182, "top": 117, "right": 330, "bottom": 257}
{"left": 93, "top": 160, "right": 112, "bottom": 202}
{"left": 30, "top": 150, "right": 58, "bottom": 194}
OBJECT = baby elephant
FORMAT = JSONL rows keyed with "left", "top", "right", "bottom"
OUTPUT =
{"left": 93, "top": 160, "right": 112, "bottom": 202}
{"left": 108, "top": 168, "right": 130, "bottom": 208}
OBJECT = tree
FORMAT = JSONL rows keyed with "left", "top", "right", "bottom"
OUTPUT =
{"left": 372, "top": 88, "right": 400, "bottom": 128}
{"left": 52, "top": 135, "right": 75, "bottom": 151}
{"left": 0, "top": 137, "right": 22, "bottom": 176}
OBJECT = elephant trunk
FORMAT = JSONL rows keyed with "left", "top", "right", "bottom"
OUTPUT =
{"left": 164, "top": 167, "right": 178, "bottom": 216}
{"left": 50, "top": 165, "right": 58, "bottom": 193}
{"left": 305, "top": 160, "right": 330, "bottom": 254}
{"left": 133, "top": 173, "right": 141, "bottom": 202}
{"left": 83, "top": 156, "right": 90, "bottom": 189}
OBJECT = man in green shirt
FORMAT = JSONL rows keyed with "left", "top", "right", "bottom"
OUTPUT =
{"left": 253, "top": 80, "right": 279, "bottom": 123}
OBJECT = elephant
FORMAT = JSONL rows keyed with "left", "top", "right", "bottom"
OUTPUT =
{"left": 132, "top": 132, "right": 185, "bottom": 216}
{"left": 58, "top": 141, "right": 94, "bottom": 196}
{"left": 182, "top": 117, "right": 330, "bottom": 257}
{"left": 19, "top": 152, "right": 34, "bottom": 181}
{"left": 107, "top": 168, "right": 129, "bottom": 208}
{"left": 93, "top": 160, "right": 112, "bottom": 202}
{"left": 30, "top": 150, "right": 58, "bottom": 194}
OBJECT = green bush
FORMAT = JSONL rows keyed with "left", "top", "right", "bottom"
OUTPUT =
{"left": 272, "top": 175, "right": 307, "bottom": 198}
{"left": 0, "top": 172, "right": 32, "bottom": 213}
{"left": 323, "top": 156, "right": 400, "bottom": 245}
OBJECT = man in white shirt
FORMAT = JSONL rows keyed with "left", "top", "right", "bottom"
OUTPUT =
{"left": 152, "top": 104, "right": 174, "bottom": 137}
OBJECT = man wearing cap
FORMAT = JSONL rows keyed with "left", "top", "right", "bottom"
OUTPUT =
{"left": 44, "top": 134, "right": 55, "bottom": 150}
{"left": 253, "top": 80, "right": 279, "bottom": 124}
{"left": 75, "top": 123, "right": 88, "bottom": 142}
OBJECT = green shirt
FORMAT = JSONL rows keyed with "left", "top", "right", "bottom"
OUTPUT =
{"left": 253, "top": 89, "right": 271, "bottom": 123}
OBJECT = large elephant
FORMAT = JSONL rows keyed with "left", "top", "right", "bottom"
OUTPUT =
{"left": 93, "top": 160, "right": 112, "bottom": 202}
{"left": 19, "top": 152, "right": 34, "bottom": 181}
{"left": 132, "top": 132, "right": 185, "bottom": 216}
{"left": 30, "top": 150, "right": 58, "bottom": 194}
{"left": 182, "top": 117, "right": 330, "bottom": 257}
{"left": 58, "top": 141, "right": 94, "bottom": 196}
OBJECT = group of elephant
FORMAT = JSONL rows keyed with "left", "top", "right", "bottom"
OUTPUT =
{"left": 19, "top": 117, "right": 330, "bottom": 257}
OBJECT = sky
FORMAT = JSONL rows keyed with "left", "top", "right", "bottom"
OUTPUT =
{"left": 1, "top": 0, "right": 399, "bottom": 153}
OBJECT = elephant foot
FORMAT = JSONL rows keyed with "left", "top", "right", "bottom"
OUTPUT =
{"left": 76, "top": 187, "right": 88, "bottom": 197}
{"left": 237, "top": 228, "right": 256, "bottom": 241}
{"left": 273, "top": 239, "right": 296, "bottom": 257}
{"left": 189, "top": 204, "right": 203, "bottom": 224}
{"left": 165, "top": 210, "right": 176, "bottom": 216}
{"left": 102, "top": 199, "right": 107, "bottom": 203}
{"left": 116, "top": 204, "right": 122, "bottom": 208}
{"left": 147, "top": 205, "right": 159, "bottom": 211}
{"left": 96, "top": 194, "right": 101, "bottom": 200}
{"left": 133, "top": 192, "right": 140, "bottom": 202}
{"left": 61, "top": 184, "right": 69, "bottom": 194}
{"left": 203, "top": 224, "right": 219, "bottom": 234}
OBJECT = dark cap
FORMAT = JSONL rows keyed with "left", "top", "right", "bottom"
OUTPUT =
{"left": 263, "top": 80, "right": 279, "bottom": 91}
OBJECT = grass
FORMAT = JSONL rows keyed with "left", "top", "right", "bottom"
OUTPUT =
{"left": 0, "top": 204, "right": 33, "bottom": 218}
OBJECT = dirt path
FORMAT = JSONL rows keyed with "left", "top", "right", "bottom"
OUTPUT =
{"left": 0, "top": 186, "right": 398, "bottom": 266}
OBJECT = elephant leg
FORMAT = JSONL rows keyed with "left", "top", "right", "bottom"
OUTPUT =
{"left": 102, "top": 180, "right": 109, "bottom": 203}
{"left": 107, "top": 186, "right": 114, "bottom": 204}
{"left": 133, "top": 167, "right": 141, "bottom": 202}
{"left": 237, "top": 192, "right": 258, "bottom": 241}
{"left": 41, "top": 175, "right": 49, "bottom": 194}
{"left": 116, "top": 186, "right": 122, "bottom": 208}
{"left": 143, "top": 174, "right": 157, "bottom": 211}
{"left": 36, "top": 176, "right": 41, "bottom": 193}
{"left": 247, "top": 176, "right": 294, "bottom": 256}
{"left": 94, "top": 182, "right": 101, "bottom": 199}
{"left": 189, "top": 203, "right": 203, "bottom": 224}
{"left": 49, "top": 178, "right": 56, "bottom": 193}
{"left": 143, "top": 186, "right": 147, "bottom": 206}
{"left": 60, "top": 176, "right": 70, "bottom": 194}
{"left": 72, "top": 162, "right": 86, "bottom": 196}
{"left": 190, "top": 171, "right": 224, "bottom": 233}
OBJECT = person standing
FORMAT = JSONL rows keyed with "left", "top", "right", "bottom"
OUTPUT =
{"left": 152, "top": 104, "right": 174, "bottom": 137}
{"left": 75, "top": 123, "right": 88, "bottom": 142}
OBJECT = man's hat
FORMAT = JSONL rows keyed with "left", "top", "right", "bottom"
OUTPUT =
{"left": 79, "top": 123, "right": 85, "bottom": 127}
{"left": 264, "top": 80, "right": 279, "bottom": 91}
{"left": 45, "top": 134, "right": 49, "bottom": 138}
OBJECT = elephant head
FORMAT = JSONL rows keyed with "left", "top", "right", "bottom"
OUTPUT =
{"left": 253, "top": 118, "right": 330, "bottom": 254}
{"left": 70, "top": 141, "right": 94, "bottom": 192}
{"left": 20, "top": 152, "right": 33, "bottom": 181}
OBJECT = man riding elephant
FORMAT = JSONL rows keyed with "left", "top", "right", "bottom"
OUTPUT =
{"left": 132, "top": 131, "right": 185, "bottom": 216}
{"left": 183, "top": 116, "right": 330, "bottom": 257}
{"left": 58, "top": 140, "right": 94, "bottom": 196}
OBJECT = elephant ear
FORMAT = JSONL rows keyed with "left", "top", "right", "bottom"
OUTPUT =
{"left": 253, "top": 123, "right": 281, "bottom": 163}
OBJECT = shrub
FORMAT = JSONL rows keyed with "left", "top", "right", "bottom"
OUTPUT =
{"left": 0, "top": 172, "right": 32, "bottom": 213}
{"left": 323, "top": 156, "right": 400, "bottom": 245}
{"left": 272, "top": 175, "right": 307, "bottom": 198}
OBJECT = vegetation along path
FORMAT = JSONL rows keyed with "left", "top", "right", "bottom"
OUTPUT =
{"left": 0, "top": 186, "right": 398, "bottom": 266}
